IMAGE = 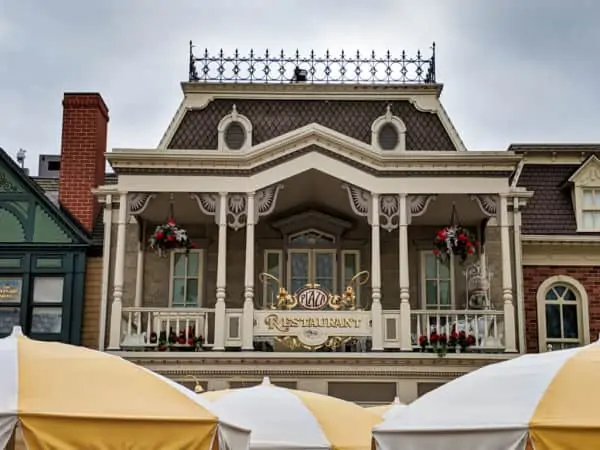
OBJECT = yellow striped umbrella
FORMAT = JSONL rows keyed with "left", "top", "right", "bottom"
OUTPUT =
{"left": 201, "top": 377, "right": 382, "bottom": 450}
{"left": 0, "top": 327, "right": 250, "bottom": 450}
{"left": 373, "top": 342, "right": 600, "bottom": 450}
{"left": 366, "top": 397, "right": 405, "bottom": 420}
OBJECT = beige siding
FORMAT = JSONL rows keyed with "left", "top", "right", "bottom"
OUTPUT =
{"left": 81, "top": 257, "right": 103, "bottom": 348}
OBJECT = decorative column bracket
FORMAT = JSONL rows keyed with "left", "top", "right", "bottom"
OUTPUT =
{"left": 190, "top": 184, "right": 284, "bottom": 230}
{"left": 471, "top": 195, "right": 498, "bottom": 217}
{"left": 342, "top": 184, "right": 436, "bottom": 230}
{"left": 128, "top": 193, "right": 155, "bottom": 215}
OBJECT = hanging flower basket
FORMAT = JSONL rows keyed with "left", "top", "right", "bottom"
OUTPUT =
{"left": 148, "top": 219, "right": 195, "bottom": 256}
{"left": 433, "top": 225, "right": 478, "bottom": 263}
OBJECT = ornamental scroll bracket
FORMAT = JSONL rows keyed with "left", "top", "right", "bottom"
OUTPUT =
{"left": 128, "top": 193, "right": 156, "bottom": 215}
{"left": 470, "top": 195, "right": 498, "bottom": 217}
{"left": 190, "top": 184, "right": 284, "bottom": 230}
{"left": 342, "top": 184, "right": 436, "bottom": 230}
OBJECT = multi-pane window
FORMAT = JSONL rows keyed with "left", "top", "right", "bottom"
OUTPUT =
{"left": 581, "top": 189, "right": 600, "bottom": 230}
{"left": 543, "top": 284, "right": 581, "bottom": 350}
{"left": 288, "top": 250, "right": 336, "bottom": 292}
{"left": 421, "top": 252, "right": 454, "bottom": 309}
{"left": 0, "top": 277, "right": 22, "bottom": 334}
{"left": 31, "top": 277, "right": 64, "bottom": 334}
{"left": 170, "top": 250, "right": 203, "bottom": 307}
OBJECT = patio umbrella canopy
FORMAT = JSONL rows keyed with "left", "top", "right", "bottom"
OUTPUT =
{"left": 366, "top": 397, "right": 405, "bottom": 420}
{"left": 0, "top": 327, "right": 250, "bottom": 450}
{"left": 372, "top": 342, "right": 600, "bottom": 450}
{"left": 200, "top": 377, "right": 383, "bottom": 450}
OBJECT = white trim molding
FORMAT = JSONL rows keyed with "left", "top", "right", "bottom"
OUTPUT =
{"left": 536, "top": 275, "right": 590, "bottom": 352}
{"left": 371, "top": 104, "right": 407, "bottom": 152}
{"left": 567, "top": 155, "right": 600, "bottom": 232}
{"left": 217, "top": 104, "right": 253, "bottom": 151}
{"left": 522, "top": 234, "right": 600, "bottom": 244}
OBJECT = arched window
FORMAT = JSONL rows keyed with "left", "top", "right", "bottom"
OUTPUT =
{"left": 536, "top": 276, "right": 590, "bottom": 351}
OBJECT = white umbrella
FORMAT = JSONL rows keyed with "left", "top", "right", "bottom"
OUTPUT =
{"left": 201, "top": 377, "right": 382, "bottom": 450}
{"left": 373, "top": 343, "right": 600, "bottom": 450}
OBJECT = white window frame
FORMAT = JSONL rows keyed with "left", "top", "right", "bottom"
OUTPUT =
{"left": 287, "top": 249, "right": 337, "bottom": 292}
{"left": 168, "top": 249, "right": 204, "bottom": 307}
{"left": 262, "top": 250, "right": 283, "bottom": 308}
{"left": 419, "top": 251, "right": 455, "bottom": 309}
{"left": 217, "top": 104, "right": 253, "bottom": 151}
{"left": 370, "top": 105, "right": 407, "bottom": 153}
{"left": 536, "top": 275, "right": 590, "bottom": 352}
{"left": 341, "top": 250, "right": 361, "bottom": 305}
{"left": 569, "top": 155, "right": 600, "bottom": 232}
{"left": 579, "top": 188, "right": 600, "bottom": 231}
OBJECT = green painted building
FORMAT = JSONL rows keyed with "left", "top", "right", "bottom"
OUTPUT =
{"left": 0, "top": 149, "right": 90, "bottom": 344}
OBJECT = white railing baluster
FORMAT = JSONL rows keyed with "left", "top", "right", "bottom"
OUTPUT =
{"left": 408, "top": 308, "right": 507, "bottom": 352}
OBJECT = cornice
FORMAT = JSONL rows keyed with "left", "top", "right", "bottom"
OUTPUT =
{"left": 522, "top": 234, "right": 600, "bottom": 245}
{"left": 112, "top": 351, "right": 514, "bottom": 378}
{"left": 109, "top": 124, "right": 521, "bottom": 176}
{"left": 181, "top": 82, "right": 444, "bottom": 98}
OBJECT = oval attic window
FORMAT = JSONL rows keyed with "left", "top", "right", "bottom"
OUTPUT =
{"left": 377, "top": 123, "right": 399, "bottom": 150}
{"left": 224, "top": 121, "right": 246, "bottom": 150}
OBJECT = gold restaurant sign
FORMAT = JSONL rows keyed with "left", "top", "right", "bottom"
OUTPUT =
{"left": 255, "top": 272, "right": 371, "bottom": 349}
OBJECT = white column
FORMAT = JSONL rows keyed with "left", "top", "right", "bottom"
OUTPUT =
{"left": 98, "top": 194, "right": 113, "bottom": 351}
{"left": 513, "top": 197, "right": 526, "bottom": 353}
{"left": 398, "top": 193, "right": 412, "bottom": 351}
{"left": 499, "top": 194, "right": 517, "bottom": 352}
{"left": 134, "top": 221, "right": 145, "bottom": 308}
{"left": 213, "top": 192, "right": 228, "bottom": 351}
{"left": 242, "top": 192, "right": 255, "bottom": 351}
{"left": 370, "top": 193, "right": 384, "bottom": 351}
{"left": 108, "top": 192, "right": 128, "bottom": 350}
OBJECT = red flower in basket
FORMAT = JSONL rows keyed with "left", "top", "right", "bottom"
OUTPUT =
{"left": 418, "top": 335, "right": 428, "bottom": 347}
{"left": 430, "top": 331, "right": 439, "bottom": 345}
{"left": 149, "top": 219, "right": 194, "bottom": 255}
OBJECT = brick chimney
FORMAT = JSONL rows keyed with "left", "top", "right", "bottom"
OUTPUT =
{"left": 58, "top": 93, "right": 109, "bottom": 232}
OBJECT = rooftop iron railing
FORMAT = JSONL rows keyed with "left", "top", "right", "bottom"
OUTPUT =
{"left": 188, "top": 41, "right": 436, "bottom": 84}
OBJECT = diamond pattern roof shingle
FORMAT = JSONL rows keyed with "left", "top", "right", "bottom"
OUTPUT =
{"left": 517, "top": 164, "right": 579, "bottom": 234}
{"left": 168, "top": 99, "right": 457, "bottom": 151}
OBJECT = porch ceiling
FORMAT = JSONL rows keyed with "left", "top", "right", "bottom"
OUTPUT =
{"left": 134, "top": 170, "right": 491, "bottom": 226}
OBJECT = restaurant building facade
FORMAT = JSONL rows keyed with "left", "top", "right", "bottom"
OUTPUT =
{"left": 23, "top": 45, "right": 600, "bottom": 405}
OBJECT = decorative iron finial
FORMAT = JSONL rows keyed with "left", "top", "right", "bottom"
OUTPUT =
{"left": 189, "top": 40, "right": 199, "bottom": 82}
{"left": 16, "top": 148, "right": 26, "bottom": 168}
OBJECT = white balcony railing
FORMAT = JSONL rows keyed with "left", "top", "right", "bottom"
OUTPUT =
{"left": 119, "top": 307, "right": 215, "bottom": 350}
{"left": 411, "top": 309, "right": 505, "bottom": 351}
{"left": 110, "top": 304, "right": 512, "bottom": 354}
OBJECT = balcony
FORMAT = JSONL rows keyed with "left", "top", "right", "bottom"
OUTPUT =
{"left": 114, "top": 304, "right": 509, "bottom": 355}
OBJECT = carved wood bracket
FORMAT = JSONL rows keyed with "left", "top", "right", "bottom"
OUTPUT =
{"left": 341, "top": 184, "right": 436, "bottom": 231}
{"left": 190, "top": 184, "right": 284, "bottom": 230}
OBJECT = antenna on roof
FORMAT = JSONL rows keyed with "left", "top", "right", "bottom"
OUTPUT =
{"left": 16, "top": 149, "right": 26, "bottom": 168}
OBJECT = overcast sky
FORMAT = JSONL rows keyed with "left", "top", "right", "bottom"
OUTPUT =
{"left": 1, "top": 0, "right": 599, "bottom": 174}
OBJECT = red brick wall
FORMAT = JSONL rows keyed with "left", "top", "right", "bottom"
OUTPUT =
{"left": 58, "top": 93, "right": 109, "bottom": 232}
{"left": 523, "top": 266, "right": 600, "bottom": 353}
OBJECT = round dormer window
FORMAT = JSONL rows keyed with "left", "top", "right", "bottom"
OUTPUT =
{"left": 377, "top": 123, "right": 399, "bottom": 151}
{"left": 224, "top": 121, "right": 246, "bottom": 150}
